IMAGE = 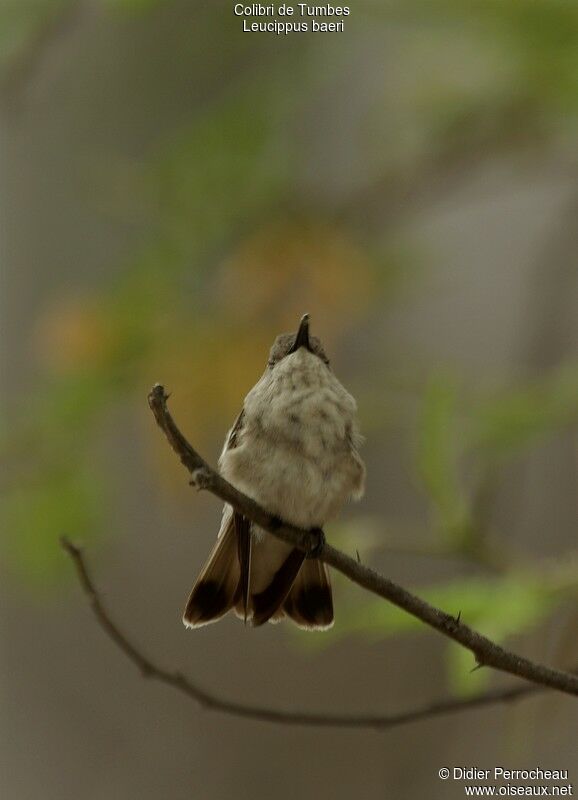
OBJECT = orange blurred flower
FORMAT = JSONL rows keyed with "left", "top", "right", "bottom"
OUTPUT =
{"left": 33, "top": 296, "right": 114, "bottom": 373}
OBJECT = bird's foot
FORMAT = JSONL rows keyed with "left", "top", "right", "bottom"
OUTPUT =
{"left": 306, "top": 528, "right": 326, "bottom": 558}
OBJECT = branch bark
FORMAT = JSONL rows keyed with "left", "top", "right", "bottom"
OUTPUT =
{"left": 147, "top": 383, "right": 578, "bottom": 698}
{"left": 61, "top": 536, "right": 556, "bottom": 730}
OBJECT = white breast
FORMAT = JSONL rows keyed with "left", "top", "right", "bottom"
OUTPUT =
{"left": 219, "top": 349, "right": 365, "bottom": 529}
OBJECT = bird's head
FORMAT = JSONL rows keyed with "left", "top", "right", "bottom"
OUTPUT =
{"left": 267, "top": 314, "right": 330, "bottom": 368}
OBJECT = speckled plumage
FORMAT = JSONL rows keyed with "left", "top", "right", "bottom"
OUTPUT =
{"left": 183, "top": 316, "right": 365, "bottom": 631}
{"left": 220, "top": 346, "right": 365, "bottom": 530}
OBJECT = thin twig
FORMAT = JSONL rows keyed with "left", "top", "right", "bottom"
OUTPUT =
{"left": 147, "top": 383, "right": 578, "bottom": 698}
{"left": 61, "top": 536, "right": 557, "bottom": 730}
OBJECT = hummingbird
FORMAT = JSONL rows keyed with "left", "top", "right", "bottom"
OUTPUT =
{"left": 183, "top": 314, "right": 366, "bottom": 630}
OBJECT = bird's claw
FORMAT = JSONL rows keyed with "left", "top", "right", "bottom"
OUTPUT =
{"left": 306, "top": 528, "right": 326, "bottom": 558}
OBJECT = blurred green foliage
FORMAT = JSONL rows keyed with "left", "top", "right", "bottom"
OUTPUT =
{"left": 470, "top": 364, "right": 578, "bottom": 458}
{"left": 416, "top": 375, "right": 471, "bottom": 545}
{"left": 104, "top": 0, "right": 169, "bottom": 10}
{"left": 414, "top": 364, "right": 578, "bottom": 549}
{"left": 305, "top": 561, "right": 577, "bottom": 694}
{"left": 0, "top": 0, "right": 73, "bottom": 70}
{"left": 1, "top": 0, "right": 577, "bottom": 695}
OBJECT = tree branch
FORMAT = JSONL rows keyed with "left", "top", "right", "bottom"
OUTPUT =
{"left": 61, "top": 535, "right": 558, "bottom": 730}
{"left": 147, "top": 383, "right": 578, "bottom": 698}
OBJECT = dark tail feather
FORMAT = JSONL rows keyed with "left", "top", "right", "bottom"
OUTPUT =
{"left": 183, "top": 512, "right": 239, "bottom": 628}
{"left": 250, "top": 549, "right": 306, "bottom": 627}
{"left": 284, "top": 560, "right": 334, "bottom": 630}
{"left": 234, "top": 512, "right": 252, "bottom": 624}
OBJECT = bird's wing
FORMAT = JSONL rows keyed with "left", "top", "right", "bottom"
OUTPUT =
{"left": 222, "top": 408, "right": 254, "bottom": 623}
{"left": 225, "top": 408, "right": 245, "bottom": 451}
{"left": 346, "top": 421, "right": 366, "bottom": 501}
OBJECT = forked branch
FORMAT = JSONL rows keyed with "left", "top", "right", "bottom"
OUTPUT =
{"left": 61, "top": 383, "right": 578, "bottom": 734}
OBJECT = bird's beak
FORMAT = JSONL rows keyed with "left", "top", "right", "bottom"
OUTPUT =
{"left": 289, "top": 313, "right": 311, "bottom": 353}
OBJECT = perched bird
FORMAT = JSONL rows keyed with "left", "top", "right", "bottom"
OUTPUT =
{"left": 183, "top": 314, "right": 365, "bottom": 630}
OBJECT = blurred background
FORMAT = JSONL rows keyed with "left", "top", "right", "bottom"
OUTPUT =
{"left": 1, "top": 1, "right": 577, "bottom": 798}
